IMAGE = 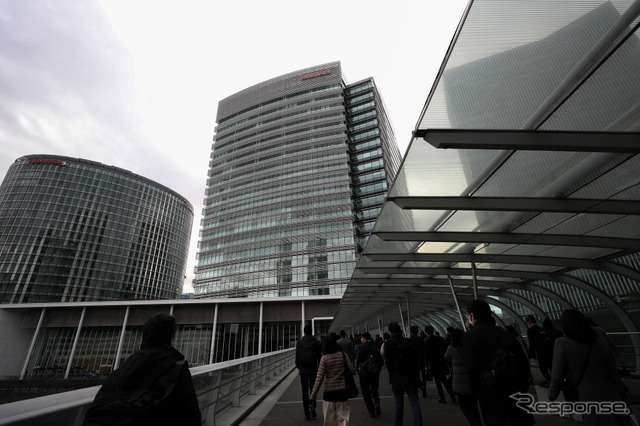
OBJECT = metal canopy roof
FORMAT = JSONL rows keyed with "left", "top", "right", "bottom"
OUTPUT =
{"left": 332, "top": 0, "right": 640, "bottom": 332}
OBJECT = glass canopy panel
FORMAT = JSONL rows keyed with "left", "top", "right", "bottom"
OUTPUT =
{"left": 587, "top": 216, "right": 640, "bottom": 238}
{"left": 530, "top": 245, "right": 620, "bottom": 259}
{"left": 474, "top": 151, "right": 616, "bottom": 197}
{"left": 361, "top": 234, "right": 420, "bottom": 255}
{"left": 419, "top": 1, "right": 628, "bottom": 131}
{"left": 571, "top": 155, "right": 640, "bottom": 200}
{"left": 389, "top": 140, "right": 503, "bottom": 197}
{"left": 374, "top": 203, "right": 451, "bottom": 232}
{"left": 540, "top": 27, "right": 640, "bottom": 132}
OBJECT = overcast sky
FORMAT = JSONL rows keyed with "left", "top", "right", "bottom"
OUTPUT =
{"left": 0, "top": 0, "right": 469, "bottom": 293}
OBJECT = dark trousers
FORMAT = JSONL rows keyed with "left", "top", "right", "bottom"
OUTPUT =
{"left": 434, "top": 373, "right": 454, "bottom": 401}
{"left": 359, "top": 373, "right": 380, "bottom": 415}
{"left": 393, "top": 386, "right": 423, "bottom": 426}
{"left": 299, "top": 372, "right": 316, "bottom": 417}
{"left": 457, "top": 394, "right": 482, "bottom": 426}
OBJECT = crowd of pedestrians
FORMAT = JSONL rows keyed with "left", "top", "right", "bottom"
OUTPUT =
{"left": 295, "top": 299, "right": 633, "bottom": 426}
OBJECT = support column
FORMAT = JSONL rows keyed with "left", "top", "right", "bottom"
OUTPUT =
{"left": 301, "top": 300, "right": 305, "bottom": 335}
{"left": 20, "top": 307, "right": 46, "bottom": 380}
{"left": 406, "top": 299, "right": 412, "bottom": 330}
{"left": 471, "top": 262, "right": 479, "bottom": 299}
{"left": 209, "top": 304, "right": 219, "bottom": 364}
{"left": 113, "top": 306, "right": 130, "bottom": 370}
{"left": 258, "top": 302, "right": 264, "bottom": 355}
{"left": 448, "top": 276, "right": 467, "bottom": 331}
{"left": 65, "top": 307, "right": 86, "bottom": 379}
{"left": 398, "top": 303, "right": 406, "bottom": 336}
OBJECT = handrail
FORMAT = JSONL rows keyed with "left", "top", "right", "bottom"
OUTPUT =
{"left": 0, "top": 348, "right": 296, "bottom": 426}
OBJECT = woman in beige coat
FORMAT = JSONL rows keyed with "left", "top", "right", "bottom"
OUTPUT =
{"left": 310, "top": 332, "right": 355, "bottom": 426}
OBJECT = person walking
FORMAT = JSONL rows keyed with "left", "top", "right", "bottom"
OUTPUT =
{"left": 296, "top": 324, "right": 322, "bottom": 420}
{"left": 337, "top": 330, "right": 355, "bottom": 363}
{"left": 83, "top": 313, "right": 201, "bottom": 426}
{"left": 527, "top": 315, "right": 551, "bottom": 381}
{"left": 548, "top": 309, "right": 632, "bottom": 426}
{"left": 424, "top": 325, "right": 455, "bottom": 404}
{"left": 310, "top": 332, "right": 355, "bottom": 426}
{"left": 463, "top": 300, "right": 533, "bottom": 426}
{"left": 356, "top": 332, "right": 383, "bottom": 417}
{"left": 408, "top": 325, "right": 428, "bottom": 398}
{"left": 383, "top": 322, "right": 423, "bottom": 426}
{"left": 444, "top": 328, "right": 481, "bottom": 426}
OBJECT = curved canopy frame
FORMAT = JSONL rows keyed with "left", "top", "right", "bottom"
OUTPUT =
{"left": 333, "top": 0, "right": 640, "bottom": 371}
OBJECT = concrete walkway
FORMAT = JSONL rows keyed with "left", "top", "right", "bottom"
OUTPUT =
{"left": 240, "top": 368, "right": 579, "bottom": 426}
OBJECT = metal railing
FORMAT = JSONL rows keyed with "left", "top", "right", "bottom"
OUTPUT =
{"left": 0, "top": 348, "right": 296, "bottom": 426}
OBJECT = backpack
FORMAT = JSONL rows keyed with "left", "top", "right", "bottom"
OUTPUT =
{"left": 479, "top": 333, "right": 519, "bottom": 396}
{"left": 297, "top": 337, "right": 320, "bottom": 369}
{"left": 388, "top": 337, "right": 417, "bottom": 376}
{"left": 83, "top": 358, "right": 185, "bottom": 426}
{"left": 359, "top": 355, "right": 381, "bottom": 377}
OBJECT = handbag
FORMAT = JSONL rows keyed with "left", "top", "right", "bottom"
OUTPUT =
{"left": 343, "top": 353, "right": 359, "bottom": 399}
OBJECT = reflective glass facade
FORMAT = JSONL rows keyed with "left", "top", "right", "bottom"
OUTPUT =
{"left": 194, "top": 62, "right": 400, "bottom": 298}
{"left": 0, "top": 155, "right": 194, "bottom": 303}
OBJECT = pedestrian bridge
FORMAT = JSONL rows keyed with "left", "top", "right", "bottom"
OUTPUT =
{"left": 1, "top": 347, "right": 637, "bottom": 426}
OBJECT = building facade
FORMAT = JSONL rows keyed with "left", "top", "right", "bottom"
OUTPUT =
{"left": 194, "top": 62, "right": 401, "bottom": 298}
{"left": 0, "top": 155, "right": 194, "bottom": 303}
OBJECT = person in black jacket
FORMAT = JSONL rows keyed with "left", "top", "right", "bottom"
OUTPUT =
{"left": 383, "top": 322, "right": 423, "bottom": 426}
{"left": 526, "top": 315, "right": 550, "bottom": 380}
{"left": 356, "top": 332, "right": 383, "bottom": 417}
{"left": 296, "top": 324, "right": 322, "bottom": 420}
{"left": 463, "top": 300, "right": 533, "bottom": 426}
{"left": 83, "top": 313, "right": 201, "bottom": 426}
{"left": 425, "top": 325, "right": 455, "bottom": 404}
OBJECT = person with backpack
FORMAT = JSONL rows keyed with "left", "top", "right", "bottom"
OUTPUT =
{"left": 383, "top": 322, "right": 423, "bottom": 426}
{"left": 82, "top": 313, "right": 201, "bottom": 426}
{"left": 356, "top": 332, "right": 383, "bottom": 417}
{"left": 296, "top": 324, "right": 322, "bottom": 420}
{"left": 424, "top": 325, "right": 455, "bottom": 404}
{"left": 463, "top": 300, "right": 533, "bottom": 426}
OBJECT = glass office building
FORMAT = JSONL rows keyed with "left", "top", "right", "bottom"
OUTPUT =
{"left": 194, "top": 62, "right": 401, "bottom": 298}
{"left": 0, "top": 155, "right": 194, "bottom": 303}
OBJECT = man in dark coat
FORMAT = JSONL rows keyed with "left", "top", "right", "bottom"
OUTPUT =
{"left": 526, "top": 315, "right": 551, "bottom": 380}
{"left": 83, "top": 313, "right": 201, "bottom": 426}
{"left": 464, "top": 300, "right": 533, "bottom": 426}
{"left": 296, "top": 324, "right": 322, "bottom": 420}
{"left": 383, "top": 322, "right": 423, "bottom": 426}
{"left": 424, "top": 325, "right": 455, "bottom": 403}
{"left": 408, "top": 326, "right": 427, "bottom": 398}
{"left": 356, "top": 332, "right": 383, "bottom": 417}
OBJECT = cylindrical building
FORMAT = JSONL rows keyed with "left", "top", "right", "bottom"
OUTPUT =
{"left": 0, "top": 155, "right": 194, "bottom": 303}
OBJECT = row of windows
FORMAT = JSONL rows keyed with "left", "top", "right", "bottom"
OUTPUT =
{"left": 354, "top": 193, "right": 386, "bottom": 209}
{"left": 201, "top": 205, "right": 353, "bottom": 240}
{"left": 349, "top": 118, "right": 378, "bottom": 133}
{"left": 202, "top": 195, "right": 351, "bottom": 234}
{"left": 351, "top": 148, "right": 383, "bottom": 165}
{"left": 349, "top": 128, "right": 380, "bottom": 143}
{"left": 348, "top": 109, "right": 377, "bottom": 125}
{"left": 217, "top": 83, "right": 341, "bottom": 126}
{"left": 195, "top": 262, "right": 355, "bottom": 289}
{"left": 203, "top": 182, "right": 350, "bottom": 223}
{"left": 352, "top": 169, "right": 388, "bottom": 186}
{"left": 345, "top": 91, "right": 374, "bottom": 106}
{"left": 352, "top": 181, "right": 388, "bottom": 197}
{"left": 208, "top": 158, "right": 349, "bottom": 200}
{"left": 344, "top": 81, "right": 373, "bottom": 97}
{"left": 216, "top": 101, "right": 341, "bottom": 143}
{"left": 352, "top": 158, "right": 385, "bottom": 174}
{"left": 347, "top": 100, "right": 375, "bottom": 115}
{"left": 198, "top": 223, "right": 355, "bottom": 253}
{"left": 210, "top": 136, "right": 346, "bottom": 181}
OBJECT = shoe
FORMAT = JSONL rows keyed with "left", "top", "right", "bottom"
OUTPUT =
{"left": 305, "top": 414, "right": 311, "bottom": 420}
{"left": 375, "top": 402, "right": 381, "bottom": 416}
{"left": 370, "top": 413, "right": 376, "bottom": 418}
{"left": 422, "top": 389, "right": 427, "bottom": 399}
{"left": 311, "top": 408, "right": 317, "bottom": 418}
{"left": 438, "top": 399, "right": 446, "bottom": 404}
{"left": 451, "top": 395, "right": 456, "bottom": 404}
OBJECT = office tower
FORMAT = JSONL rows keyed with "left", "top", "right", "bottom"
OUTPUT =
{"left": 194, "top": 62, "right": 401, "bottom": 298}
{"left": 0, "top": 155, "right": 194, "bottom": 303}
